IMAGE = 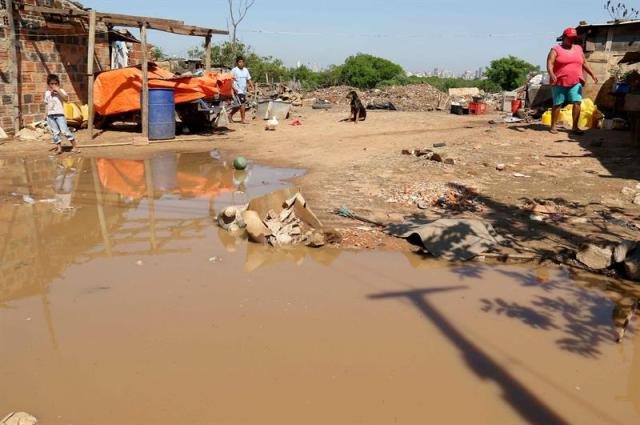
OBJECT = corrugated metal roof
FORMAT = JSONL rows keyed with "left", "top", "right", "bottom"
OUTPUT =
{"left": 578, "top": 19, "right": 640, "bottom": 29}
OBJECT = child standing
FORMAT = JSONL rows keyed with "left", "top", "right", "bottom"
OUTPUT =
{"left": 44, "top": 74, "right": 78, "bottom": 154}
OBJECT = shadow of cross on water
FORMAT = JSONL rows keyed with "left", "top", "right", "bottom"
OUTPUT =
{"left": 368, "top": 286, "right": 571, "bottom": 425}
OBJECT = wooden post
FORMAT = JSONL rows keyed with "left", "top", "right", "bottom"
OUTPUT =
{"left": 141, "top": 24, "right": 149, "bottom": 139}
{"left": 87, "top": 9, "right": 97, "bottom": 139}
{"left": 205, "top": 33, "right": 212, "bottom": 71}
{"left": 6, "top": 0, "right": 20, "bottom": 133}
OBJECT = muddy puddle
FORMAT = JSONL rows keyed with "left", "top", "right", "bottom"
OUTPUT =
{"left": 1, "top": 151, "right": 640, "bottom": 425}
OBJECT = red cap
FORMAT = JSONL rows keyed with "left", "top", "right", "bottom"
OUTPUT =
{"left": 563, "top": 27, "right": 578, "bottom": 38}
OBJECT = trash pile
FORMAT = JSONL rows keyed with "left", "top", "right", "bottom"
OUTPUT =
{"left": 217, "top": 189, "right": 328, "bottom": 248}
{"left": 377, "top": 181, "right": 482, "bottom": 213}
{"left": 14, "top": 121, "right": 50, "bottom": 141}
{"left": 308, "top": 84, "right": 451, "bottom": 112}
{"left": 257, "top": 83, "right": 303, "bottom": 106}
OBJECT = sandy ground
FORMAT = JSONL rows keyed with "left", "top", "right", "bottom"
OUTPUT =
{"left": 3, "top": 107, "right": 640, "bottom": 258}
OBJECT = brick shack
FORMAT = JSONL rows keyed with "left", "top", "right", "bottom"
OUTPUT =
{"left": 0, "top": 0, "right": 226, "bottom": 136}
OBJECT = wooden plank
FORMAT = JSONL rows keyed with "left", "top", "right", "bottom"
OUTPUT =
{"left": 21, "top": 4, "right": 89, "bottom": 17}
{"left": 97, "top": 12, "right": 183, "bottom": 27}
{"left": 141, "top": 24, "right": 149, "bottom": 139}
{"left": 205, "top": 34, "right": 212, "bottom": 71}
{"left": 87, "top": 9, "right": 97, "bottom": 140}
{"left": 6, "top": 0, "right": 20, "bottom": 133}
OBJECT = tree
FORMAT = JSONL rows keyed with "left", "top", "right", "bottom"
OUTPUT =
{"left": 338, "top": 54, "right": 405, "bottom": 89}
{"left": 228, "top": 0, "right": 256, "bottom": 53}
{"left": 484, "top": 56, "right": 540, "bottom": 91}
{"left": 604, "top": 0, "right": 639, "bottom": 20}
{"left": 151, "top": 46, "right": 167, "bottom": 61}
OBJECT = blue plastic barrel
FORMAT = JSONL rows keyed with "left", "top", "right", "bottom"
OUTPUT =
{"left": 147, "top": 88, "right": 175, "bottom": 140}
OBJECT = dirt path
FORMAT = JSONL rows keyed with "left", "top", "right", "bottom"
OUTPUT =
{"left": 3, "top": 108, "right": 640, "bottom": 257}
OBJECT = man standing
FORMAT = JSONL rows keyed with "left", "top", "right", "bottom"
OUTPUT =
{"left": 230, "top": 56, "right": 254, "bottom": 124}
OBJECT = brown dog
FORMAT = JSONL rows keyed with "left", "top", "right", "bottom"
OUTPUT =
{"left": 343, "top": 91, "right": 367, "bottom": 124}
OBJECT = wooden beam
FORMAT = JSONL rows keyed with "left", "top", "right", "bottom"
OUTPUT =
{"left": 87, "top": 9, "right": 97, "bottom": 140}
{"left": 141, "top": 24, "right": 149, "bottom": 139}
{"left": 97, "top": 12, "right": 183, "bottom": 28}
{"left": 7, "top": 0, "right": 20, "bottom": 133}
{"left": 19, "top": 3, "right": 229, "bottom": 36}
{"left": 205, "top": 34, "right": 212, "bottom": 71}
{"left": 20, "top": 4, "right": 89, "bottom": 17}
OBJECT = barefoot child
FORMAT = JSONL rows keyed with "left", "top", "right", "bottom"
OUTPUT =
{"left": 44, "top": 74, "right": 78, "bottom": 154}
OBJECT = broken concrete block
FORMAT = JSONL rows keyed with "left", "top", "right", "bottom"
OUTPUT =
{"left": 15, "top": 128, "right": 41, "bottom": 141}
{"left": 1, "top": 412, "right": 38, "bottom": 425}
{"left": 614, "top": 240, "right": 638, "bottom": 263}
{"left": 624, "top": 248, "right": 640, "bottom": 281}
{"left": 243, "top": 210, "right": 269, "bottom": 244}
{"left": 576, "top": 244, "right": 613, "bottom": 270}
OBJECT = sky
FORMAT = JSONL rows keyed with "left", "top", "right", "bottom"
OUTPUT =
{"left": 82, "top": 0, "right": 614, "bottom": 72}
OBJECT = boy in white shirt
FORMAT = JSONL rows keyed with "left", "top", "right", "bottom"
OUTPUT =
{"left": 230, "top": 56, "right": 254, "bottom": 124}
{"left": 44, "top": 74, "right": 78, "bottom": 154}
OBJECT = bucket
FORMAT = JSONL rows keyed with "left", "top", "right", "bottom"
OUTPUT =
{"left": 147, "top": 88, "right": 176, "bottom": 140}
{"left": 511, "top": 99, "right": 522, "bottom": 113}
{"left": 256, "top": 100, "right": 292, "bottom": 120}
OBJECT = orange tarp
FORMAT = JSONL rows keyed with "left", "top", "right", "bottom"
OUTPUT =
{"left": 94, "top": 67, "right": 235, "bottom": 117}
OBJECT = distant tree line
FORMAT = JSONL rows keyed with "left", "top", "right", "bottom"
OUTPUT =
{"left": 188, "top": 41, "right": 539, "bottom": 93}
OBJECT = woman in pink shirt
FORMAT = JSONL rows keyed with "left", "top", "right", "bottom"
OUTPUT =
{"left": 546, "top": 27, "right": 598, "bottom": 135}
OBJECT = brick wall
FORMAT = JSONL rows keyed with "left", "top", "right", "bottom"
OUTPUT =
{"left": 0, "top": 0, "right": 110, "bottom": 131}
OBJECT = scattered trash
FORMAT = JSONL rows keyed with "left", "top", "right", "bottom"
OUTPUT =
{"left": 233, "top": 157, "right": 248, "bottom": 171}
{"left": 289, "top": 119, "right": 303, "bottom": 126}
{"left": 1, "top": 412, "right": 38, "bottom": 425}
{"left": 217, "top": 206, "right": 247, "bottom": 232}
{"left": 529, "top": 214, "right": 545, "bottom": 222}
{"left": 613, "top": 298, "right": 638, "bottom": 343}
{"left": 22, "top": 195, "right": 35, "bottom": 205}
{"left": 366, "top": 102, "right": 397, "bottom": 111}
{"left": 496, "top": 163, "right": 506, "bottom": 171}
{"left": 209, "top": 150, "right": 222, "bottom": 160}
{"left": 512, "top": 172, "right": 531, "bottom": 178}
{"left": 387, "top": 218, "right": 503, "bottom": 261}
{"left": 433, "top": 142, "right": 447, "bottom": 148}
{"left": 208, "top": 256, "right": 222, "bottom": 263}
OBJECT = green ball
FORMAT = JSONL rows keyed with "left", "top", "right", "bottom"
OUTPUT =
{"left": 233, "top": 156, "right": 248, "bottom": 170}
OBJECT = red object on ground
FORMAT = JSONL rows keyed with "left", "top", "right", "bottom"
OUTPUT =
{"left": 468, "top": 102, "right": 487, "bottom": 115}
{"left": 511, "top": 99, "right": 523, "bottom": 113}
{"left": 93, "top": 66, "right": 235, "bottom": 116}
{"left": 289, "top": 119, "right": 303, "bottom": 126}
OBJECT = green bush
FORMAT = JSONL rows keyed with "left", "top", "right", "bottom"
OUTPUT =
{"left": 485, "top": 56, "right": 540, "bottom": 91}
{"left": 337, "top": 53, "right": 405, "bottom": 89}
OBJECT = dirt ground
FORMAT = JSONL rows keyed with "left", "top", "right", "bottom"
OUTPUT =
{"left": 3, "top": 107, "right": 640, "bottom": 261}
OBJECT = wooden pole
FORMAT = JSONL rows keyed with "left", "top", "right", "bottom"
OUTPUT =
{"left": 141, "top": 24, "right": 149, "bottom": 139}
{"left": 205, "top": 33, "right": 212, "bottom": 71}
{"left": 87, "top": 9, "right": 97, "bottom": 139}
{"left": 6, "top": 0, "right": 20, "bottom": 133}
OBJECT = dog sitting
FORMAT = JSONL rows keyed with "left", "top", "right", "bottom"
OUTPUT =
{"left": 343, "top": 91, "right": 367, "bottom": 124}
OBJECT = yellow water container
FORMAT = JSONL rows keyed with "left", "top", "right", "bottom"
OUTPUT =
{"left": 64, "top": 103, "right": 83, "bottom": 122}
{"left": 542, "top": 110, "right": 552, "bottom": 126}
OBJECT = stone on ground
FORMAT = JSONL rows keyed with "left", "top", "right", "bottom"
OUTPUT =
{"left": 576, "top": 244, "right": 613, "bottom": 270}
{"left": 624, "top": 248, "right": 640, "bottom": 281}
{"left": 614, "top": 240, "right": 638, "bottom": 263}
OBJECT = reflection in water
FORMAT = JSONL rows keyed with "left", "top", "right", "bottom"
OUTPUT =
{"left": 0, "top": 151, "right": 307, "bottom": 306}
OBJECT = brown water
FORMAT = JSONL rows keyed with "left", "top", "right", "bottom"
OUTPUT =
{"left": 1, "top": 152, "right": 640, "bottom": 425}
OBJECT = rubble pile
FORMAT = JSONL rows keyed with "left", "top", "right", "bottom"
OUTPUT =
{"left": 377, "top": 181, "right": 482, "bottom": 213}
{"left": 257, "top": 83, "right": 303, "bottom": 106}
{"left": 308, "top": 84, "right": 451, "bottom": 112}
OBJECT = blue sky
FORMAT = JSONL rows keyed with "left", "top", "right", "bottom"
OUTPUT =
{"left": 83, "top": 0, "right": 613, "bottom": 72}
